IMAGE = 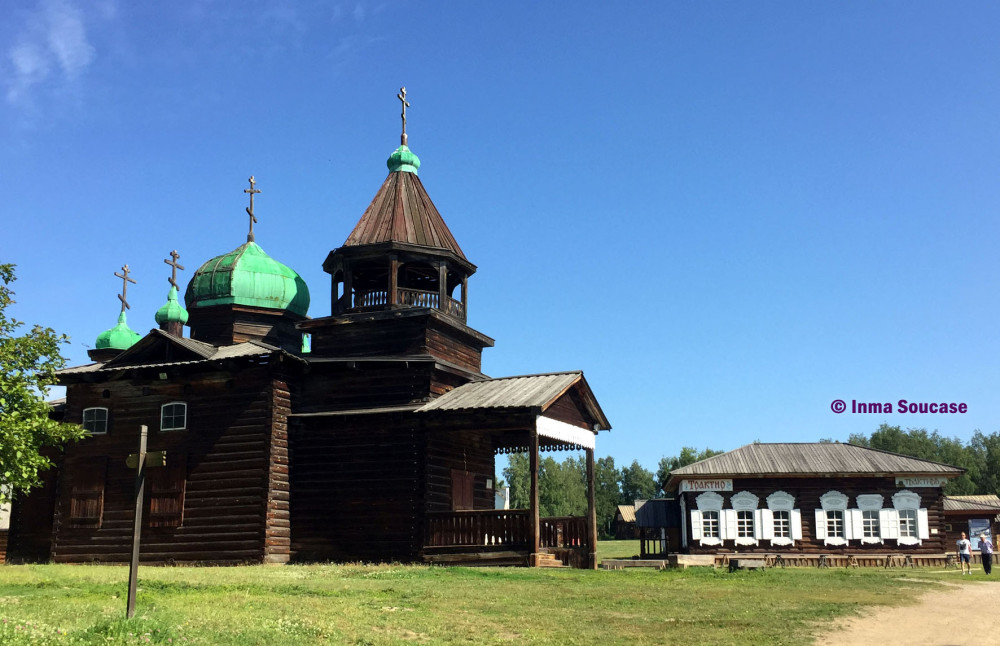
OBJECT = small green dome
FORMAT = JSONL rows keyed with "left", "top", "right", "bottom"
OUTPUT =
{"left": 155, "top": 285, "right": 189, "bottom": 326}
{"left": 184, "top": 242, "right": 310, "bottom": 316}
{"left": 95, "top": 311, "right": 141, "bottom": 350}
{"left": 387, "top": 145, "right": 421, "bottom": 174}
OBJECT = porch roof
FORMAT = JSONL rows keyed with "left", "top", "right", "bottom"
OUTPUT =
{"left": 415, "top": 371, "right": 610, "bottom": 430}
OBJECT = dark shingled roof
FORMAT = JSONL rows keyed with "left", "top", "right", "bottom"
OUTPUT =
{"left": 344, "top": 170, "right": 466, "bottom": 259}
{"left": 667, "top": 443, "right": 963, "bottom": 486}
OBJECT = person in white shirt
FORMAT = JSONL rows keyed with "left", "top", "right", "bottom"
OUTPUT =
{"left": 957, "top": 532, "right": 972, "bottom": 574}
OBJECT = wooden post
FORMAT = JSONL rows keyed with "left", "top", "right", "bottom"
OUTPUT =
{"left": 126, "top": 425, "right": 147, "bottom": 619}
{"left": 529, "top": 429, "right": 539, "bottom": 567}
{"left": 437, "top": 263, "right": 447, "bottom": 311}
{"left": 461, "top": 276, "right": 468, "bottom": 320}
{"left": 388, "top": 256, "right": 399, "bottom": 305}
{"left": 586, "top": 447, "right": 597, "bottom": 569}
{"left": 344, "top": 260, "right": 353, "bottom": 309}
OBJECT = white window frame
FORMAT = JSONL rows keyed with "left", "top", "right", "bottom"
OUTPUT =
{"left": 82, "top": 407, "right": 108, "bottom": 435}
{"left": 891, "top": 489, "right": 929, "bottom": 546}
{"left": 855, "top": 494, "right": 884, "bottom": 545}
{"left": 764, "top": 490, "right": 801, "bottom": 546}
{"left": 691, "top": 491, "right": 724, "bottom": 546}
{"left": 160, "top": 402, "right": 188, "bottom": 432}
{"left": 816, "top": 490, "right": 850, "bottom": 546}
{"left": 730, "top": 491, "right": 760, "bottom": 546}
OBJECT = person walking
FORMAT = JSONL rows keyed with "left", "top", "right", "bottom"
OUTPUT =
{"left": 979, "top": 534, "right": 993, "bottom": 575}
{"left": 957, "top": 532, "right": 973, "bottom": 574}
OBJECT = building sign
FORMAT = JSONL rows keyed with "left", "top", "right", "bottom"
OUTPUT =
{"left": 679, "top": 479, "right": 733, "bottom": 493}
{"left": 895, "top": 476, "right": 948, "bottom": 488}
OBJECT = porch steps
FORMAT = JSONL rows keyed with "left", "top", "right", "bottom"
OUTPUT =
{"left": 535, "top": 552, "right": 566, "bottom": 568}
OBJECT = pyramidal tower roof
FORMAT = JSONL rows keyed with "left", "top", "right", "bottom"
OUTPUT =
{"left": 342, "top": 87, "right": 467, "bottom": 260}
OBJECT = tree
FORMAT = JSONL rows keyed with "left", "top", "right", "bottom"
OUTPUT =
{"left": 593, "top": 456, "right": 622, "bottom": 538}
{"left": 0, "top": 264, "right": 84, "bottom": 504}
{"left": 620, "top": 460, "right": 657, "bottom": 503}
{"left": 656, "top": 447, "right": 724, "bottom": 494}
{"left": 849, "top": 424, "right": 978, "bottom": 495}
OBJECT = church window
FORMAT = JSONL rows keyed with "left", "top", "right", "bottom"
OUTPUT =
{"left": 160, "top": 402, "right": 187, "bottom": 431}
{"left": 82, "top": 407, "right": 108, "bottom": 435}
{"left": 148, "top": 456, "right": 187, "bottom": 528}
{"left": 68, "top": 459, "right": 106, "bottom": 528}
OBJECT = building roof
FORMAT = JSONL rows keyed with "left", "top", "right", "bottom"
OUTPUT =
{"left": 666, "top": 443, "right": 963, "bottom": 487}
{"left": 184, "top": 241, "right": 310, "bottom": 316}
{"left": 57, "top": 330, "right": 285, "bottom": 375}
{"left": 415, "top": 371, "right": 611, "bottom": 430}
{"left": 944, "top": 495, "right": 1000, "bottom": 513}
{"left": 616, "top": 504, "right": 636, "bottom": 523}
{"left": 343, "top": 164, "right": 467, "bottom": 260}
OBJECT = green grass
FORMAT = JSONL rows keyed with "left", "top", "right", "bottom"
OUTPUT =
{"left": 596, "top": 539, "right": 640, "bottom": 560}
{"left": 0, "top": 559, "right": 970, "bottom": 645}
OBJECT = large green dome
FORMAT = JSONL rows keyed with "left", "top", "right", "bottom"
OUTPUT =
{"left": 184, "top": 242, "right": 310, "bottom": 316}
{"left": 95, "top": 311, "right": 141, "bottom": 350}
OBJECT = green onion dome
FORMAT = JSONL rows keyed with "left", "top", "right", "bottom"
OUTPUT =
{"left": 155, "top": 285, "right": 189, "bottom": 326}
{"left": 184, "top": 241, "right": 310, "bottom": 316}
{"left": 95, "top": 311, "right": 141, "bottom": 350}
{"left": 387, "top": 145, "right": 421, "bottom": 174}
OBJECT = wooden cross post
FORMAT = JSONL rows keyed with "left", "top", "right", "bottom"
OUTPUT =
{"left": 163, "top": 250, "right": 185, "bottom": 289}
{"left": 244, "top": 176, "right": 260, "bottom": 243}
{"left": 397, "top": 86, "right": 410, "bottom": 146}
{"left": 115, "top": 265, "right": 136, "bottom": 312}
{"left": 125, "top": 425, "right": 166, "bottom": 619}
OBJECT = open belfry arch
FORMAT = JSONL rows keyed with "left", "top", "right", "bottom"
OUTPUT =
{"left": 7, "top": 89, "right": 610, "bottom": 569}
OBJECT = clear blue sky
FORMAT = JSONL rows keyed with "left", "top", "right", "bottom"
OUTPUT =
{"left": 3, "top": 2, "right": 1000, "bottom": 473}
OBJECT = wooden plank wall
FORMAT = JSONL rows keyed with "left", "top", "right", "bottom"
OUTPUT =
{"left": 425, "top": 430, "right": 497, "bottom": 512}
{"left": 682, "top": 477, "right": 949, "bottom": 555}
{"left": 289, "top": 415, "right": 423, "bottom": 563}
{"left": 297, "top": 363, "right": 434, "bottom": 413}
{"left": 0, "top": 531, "right": 6, "bottom": 564}
{"left": 263, "top": 374, "right": 292, "bottom": 563}
{"left": 6, "top": 463, "right": 59, "bottom": 562}
{"left": 308, "top": 314, "right": 485, "bottom": 373}
{"left": 48, "top": 365, "right": 278, "bottom": 564}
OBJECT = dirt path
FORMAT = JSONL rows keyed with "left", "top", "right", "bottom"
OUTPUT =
{"left": 815, "top": 575, "right": 1000, "bottom": 646}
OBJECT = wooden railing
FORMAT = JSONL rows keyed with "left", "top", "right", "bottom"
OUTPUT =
{"left": 397, "top": 288, "right": 439, "bottom": 308}
{"left": 425, "top": 512, "right": 589, "bottom": 549}
{"left": 349, "top": 289, "right": 465, "bottom": 321}
{"left": 540, "top": 516, "right": 588, "bottom": 549}
{"left": 425, "top": 510, "right": 530, "bottom": 547}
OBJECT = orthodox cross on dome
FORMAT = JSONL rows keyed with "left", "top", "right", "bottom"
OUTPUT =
{"left": 163, "top": 250, "right": 185, "bottom": 289}
{"left": 114, "top": 264, "right": 136, "bottom": 313}
{"left": 397, "top": 86, "right": 410, "bottom": 146}
{"left": 244, "top": 175, "right": 261, "bottom": 242}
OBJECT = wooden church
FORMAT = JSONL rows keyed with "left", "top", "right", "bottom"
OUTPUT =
{"left": 7, "top": 91, "right": 610, "bottom": 569}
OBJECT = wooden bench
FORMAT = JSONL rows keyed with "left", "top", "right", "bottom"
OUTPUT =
{"left": 729, "top": 558, "right": 766, "bottom": 572}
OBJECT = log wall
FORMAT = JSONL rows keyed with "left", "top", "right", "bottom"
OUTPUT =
{"left": 425, "top": 430, "right": 496, "bottom": 512}
{"left": 289, "top": 415, "right": 423, "bottom": 562}
{"left": 47, "top": 365, "right": 281, "bottom": 564}
{"left": 681, "top": 477, "right": 949, "bottom": 555}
